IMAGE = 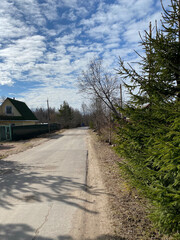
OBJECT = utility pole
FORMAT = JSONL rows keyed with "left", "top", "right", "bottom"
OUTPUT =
{"left": 109, "top": 110, "right": 112, "bottom": 145}
{"left": 119, "top": 84, "right": 123, "bottom": 119}
{"left": 47, "top": 99, "right": 50, "bottom": 133}
{"left": 120, "top": 84, "right": 123, "bottom": 108}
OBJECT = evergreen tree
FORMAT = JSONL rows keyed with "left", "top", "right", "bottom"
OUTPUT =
{"left": 59, "top": 101, "right": 73, "bottom": 128}
{"left": 116, "top": 0, "right": 180, "bottom": 236}
{"left": 59, "top": 101, "right": 83, "bottom": 128}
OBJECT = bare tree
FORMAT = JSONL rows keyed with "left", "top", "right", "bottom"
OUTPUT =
{"left": 33, "top": 107, "right": 59, "bottom": 123}
{"left": 86, "top": 97, "right": 106, "bottom": 134}
{"left": 78, "top": 59, "right": 121, "bottom": 119}
{"left": 81, "top": 102, "right": 89, "bottom": 126}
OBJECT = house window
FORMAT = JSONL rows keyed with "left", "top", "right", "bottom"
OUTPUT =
{"left": 6, "top": 106, "right": 12, "bottom": 114}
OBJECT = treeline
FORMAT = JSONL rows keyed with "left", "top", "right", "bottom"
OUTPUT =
{"left": 33, "top": 101, "right": 88, "bottom": 129}
{"left": 78, "top": 0, "right": 180, "bottom": 238}
{"left": 33, "top": 99, "right": 112, "bottom": 132}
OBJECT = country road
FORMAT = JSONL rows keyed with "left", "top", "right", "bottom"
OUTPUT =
{"left": 0, "top": 128, "right": 112, "bottom": 240}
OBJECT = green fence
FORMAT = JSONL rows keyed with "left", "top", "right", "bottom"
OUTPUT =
{"left": 0, "top": 125, "right": 12, "bottom": 141}
{"left": 11, "top": 123, "right": 61, "bottom": 140}
{"left": 0, "top": 123, "right": 61, "bottom": 141}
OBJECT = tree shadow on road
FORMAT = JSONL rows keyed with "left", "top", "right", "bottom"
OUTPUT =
{"left": 0, "top": 224, "right": 52, "bottom": 240}
{"left": 58, "top": 235, "right": 126, "bottom": 240}
{"left": 0, "top": 156, "right": 120, "bottom": 239}
{"left": 0, "top": 224, "right": 126, "bottom": 240}
{"left": 40, "top": 133, "right": 64, "bottom": 139}
{"left": 0, "top": 158, "right": 109, "bottom": 214}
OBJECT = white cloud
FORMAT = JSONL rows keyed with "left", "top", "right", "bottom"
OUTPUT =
{"left": 58, "top": 0, "right": 78, "bottom": 9}
{"left": 0, "top": 11, "right": 36, "bottom": 42}
{"left": 19, "top": 85, "right": 83, "bottom": 110}
{"left": 0, "top": 71, "right": 14, "bottom": 86}
{"left": 40, "top": 1, "right": 59, "bottom": 21}
{"left": 0, "top": 0, "right": 166, "bottom": 109}
{"left": 0, "top": 35, "right": 45, "bottom": 61}
{"left": 62, "top": 10, "right": 77, "bottom": 21}
{"left": 13, "top": 0, "right": 46, "bottom": 26}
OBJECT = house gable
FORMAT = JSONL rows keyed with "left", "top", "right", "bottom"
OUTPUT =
{"left": 0, "top": 98, "right": 38, "bottom": 121}
{"left": 0, "top": 98, "right": 21, "bottom": 117}
{"left": 7, "top": 98, "right": 37, "bottom": 120}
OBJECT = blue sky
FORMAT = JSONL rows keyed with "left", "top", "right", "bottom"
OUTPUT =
{"left": 0, "top": 0, "right": 169, "bottom": 110}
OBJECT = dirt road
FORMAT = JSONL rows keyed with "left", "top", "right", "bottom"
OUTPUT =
{"left": 0, "top": 128, "right": 114, "bottom": 240}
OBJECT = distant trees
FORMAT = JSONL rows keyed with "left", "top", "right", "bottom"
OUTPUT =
{"left": 33, "top": 101, "right": 83, "bottom": 129}
{"left": 116, "top": 0, "right": 180, "bottom": 236}
{"left": 59, "top": 101, "right": 73, "bottom": 128}
{"left": 33, "top": 107, "right": 59, "bottom": 123}
{"left": 88, "top": 98, "right": 107, "bottom": 133}
{"left": 59, "top": 101, "right": 82, "bottom": 128}
{"left": 81, "top": 102, "right": 91, "bottom": 126}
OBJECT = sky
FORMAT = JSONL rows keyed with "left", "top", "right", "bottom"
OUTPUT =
{"left": 0, "top": 0, "right": 169, "bottom": 110}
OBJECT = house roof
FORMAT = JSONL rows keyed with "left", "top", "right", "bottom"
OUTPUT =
{"left": 0, "top": 98, "right": 38, "bottom": 121}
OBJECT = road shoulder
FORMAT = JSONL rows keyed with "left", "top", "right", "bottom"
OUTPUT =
{"left": 83, "top": 130, "right": 167, "bottom": 240}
